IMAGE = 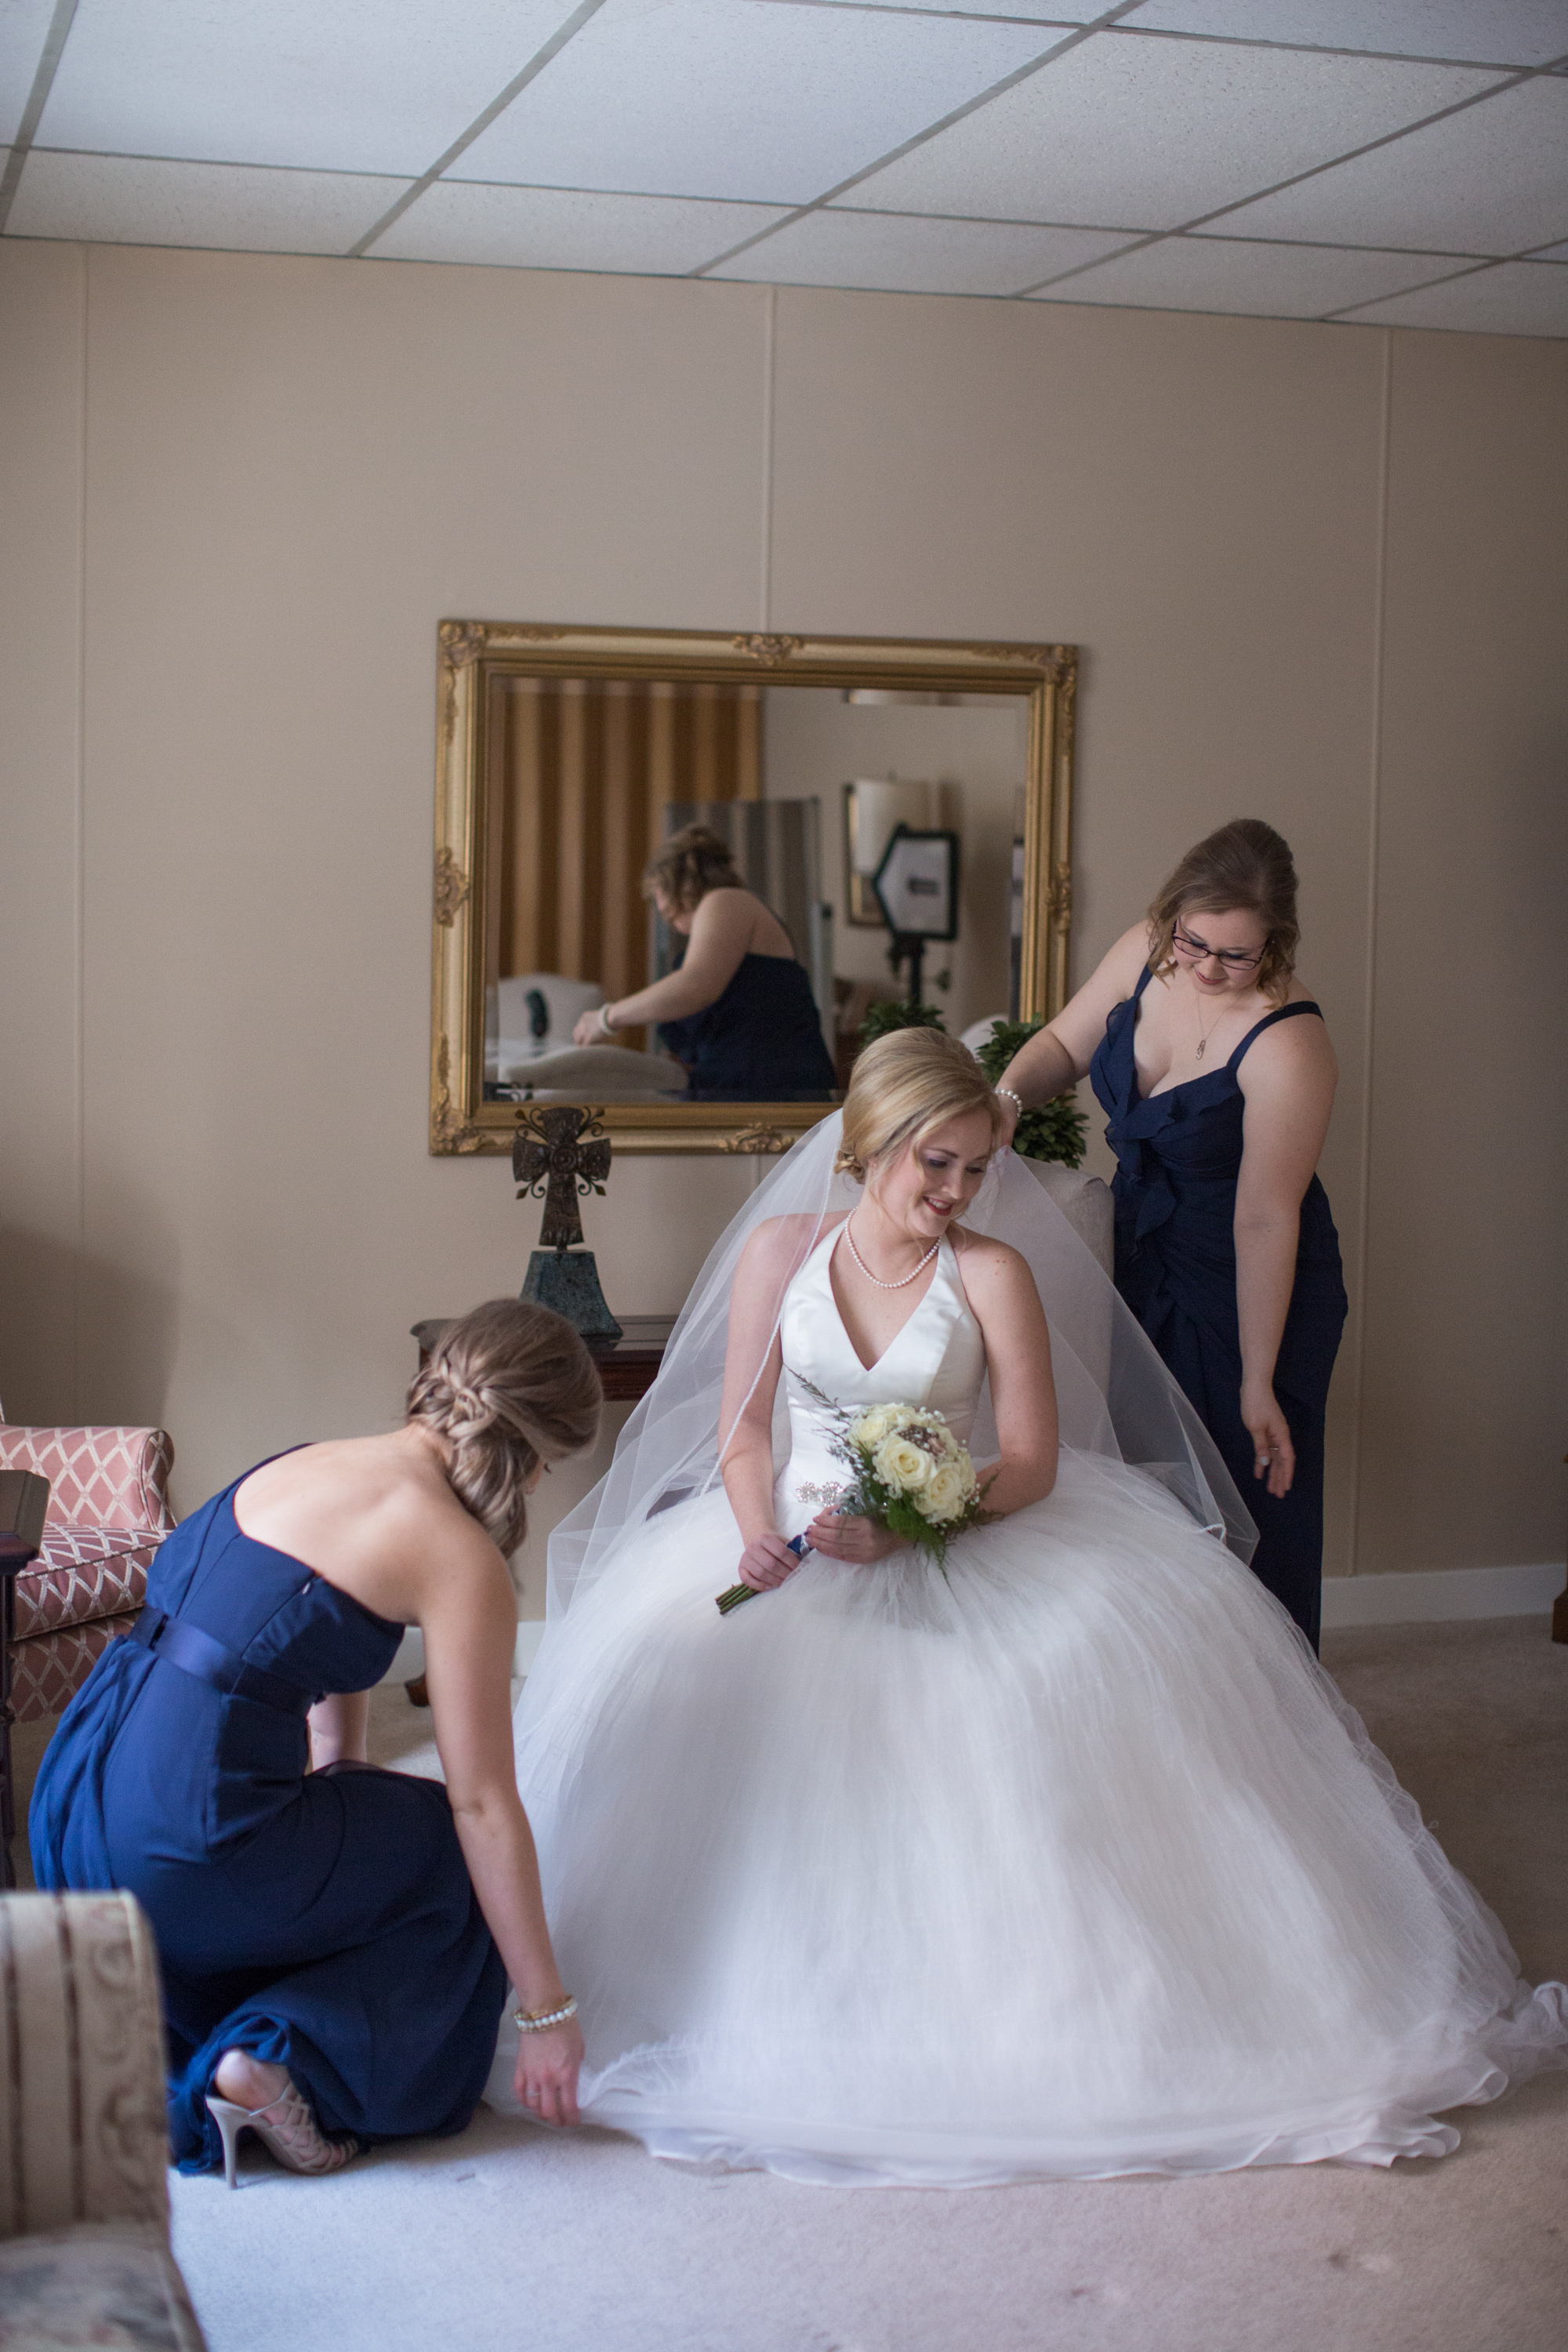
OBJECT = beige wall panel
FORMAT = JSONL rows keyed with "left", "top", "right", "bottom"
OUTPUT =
{"left": 71, "top": 247, "right": 761, "bottom": 1510}
{"left": 770, "top": 289, "right": 1385, "bottom": 1572}
{"left": 0, "top": 242, "right": 85, "bottom": 1423}
{"left": 1359, "top": 331, "right": 1568, "bottom": 1573}
{"left": 4, "top": 239, "right": 1562, "bottom": 1584}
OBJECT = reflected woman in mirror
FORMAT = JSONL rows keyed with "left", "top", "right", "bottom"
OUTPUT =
{"left": 31, "top": 1301, "right": 601, "bottom": 2182}
{"left": 996, "top": 819, "right": 1346, "bottom": 1650}
{"left": 571, "top": 824, "right": 837, "bottom": 1102}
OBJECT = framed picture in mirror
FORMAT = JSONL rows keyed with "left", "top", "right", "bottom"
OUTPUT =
{"left": 430, "top": 623, "right": 1076, "bottom": 1156}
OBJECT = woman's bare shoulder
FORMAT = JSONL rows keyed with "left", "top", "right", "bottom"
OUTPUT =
{"left": 1240, "top": 996, "right": 1338, "bottom": 1093}
{"left": 949, "top": 1226, "right": 1036, "bottom": 1295}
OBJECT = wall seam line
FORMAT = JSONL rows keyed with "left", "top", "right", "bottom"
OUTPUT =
{"left": 72, "top": 241, "right": 87, "bottom": 1419}
{"left": 759, "top": 285, "right": 777, "bottom": 636}
{"left": 1345, "top": 326, "right": 1392, "bottom": 1579}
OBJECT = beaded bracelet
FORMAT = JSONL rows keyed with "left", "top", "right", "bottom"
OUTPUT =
{"left": 513, "top": 1994, "right": 579, "bottom": 2033}
{"left": 996, "top": 1084, "right": 1025, "bottom": 1112}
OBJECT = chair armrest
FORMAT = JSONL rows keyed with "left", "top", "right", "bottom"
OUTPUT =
{"left": 0, "top": 1891, "right": 171, "bottom": 2241}
{"left": 0, "top": 1428, "right": 175, "bottom": 1535}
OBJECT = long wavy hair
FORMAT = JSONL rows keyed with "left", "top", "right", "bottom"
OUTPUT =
{"left": 406, "top": 1299, "right": 601, "bottom": 1556}
{"left": 1146, "top": 818, "right": 1300, "bottom": 1006}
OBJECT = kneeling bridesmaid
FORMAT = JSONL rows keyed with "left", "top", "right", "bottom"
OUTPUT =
{"left": 31, "top": 1300, "right": 600, "bottom": 2181}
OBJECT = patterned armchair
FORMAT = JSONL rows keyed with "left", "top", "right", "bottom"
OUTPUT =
{"left": 0, "top": 1889, "right": 208, "bottom": 2347}
{"left": 0, "top": 1425, "right": 175, "bottom": 1722}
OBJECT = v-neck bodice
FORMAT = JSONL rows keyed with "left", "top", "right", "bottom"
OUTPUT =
{"left": 1089, "top": 965, "right": 1330, "bottom": 1249}
{"left": 775, "top": 1228, "right": 987, "bottom": 1534}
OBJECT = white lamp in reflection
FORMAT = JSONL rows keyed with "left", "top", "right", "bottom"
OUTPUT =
{"left": 844, "top": 779, "right": 934, "bottom": 927}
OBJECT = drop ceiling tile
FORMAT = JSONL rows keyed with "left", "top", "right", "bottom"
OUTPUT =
{"left": 1205, "top": 77, "right": 1568, "bottom": 252}
{"left": 451, "top": 0, "right": 1058, "bottom": 205}
{"left": 33, "top": 0, "right": 582, "bottom": 176}
{"left": 800, "top": 0, "right": 1087, "bottom": 14}
{"left": 1029, "top": 231, "right": 1468, "bottom": 314}
{"left": 1, "top": 0, "right": 53, "bottom": 143}
{"left": 373, "top": 179, "right": 789, "bottom": 275}
{"left": 1123, "top": 1, "right": 1568, "bottom": 68}
{"left": 706, "top": 208, "right": 1130, "bottom": 292}
{"left": 1337, "top": 256, "right": 1568, "bottom": 332}
{"left": 851, "top": 32, "right": 1497, "bottom": 227}
{"left": 6, "top": 151, "right": 409, "bottom": 253}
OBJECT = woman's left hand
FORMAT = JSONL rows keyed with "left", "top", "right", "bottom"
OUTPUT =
{"left": 807, "top": 1510, "right": 902, "bottom": 1563}
{"left": 1240, "top": 1383, "right": 1296, "bottom": 1500}
{"left": 514, "top": 2017, "right": 584, "bottom": 2126}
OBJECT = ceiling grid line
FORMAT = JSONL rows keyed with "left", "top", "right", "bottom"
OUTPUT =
{"left": 1007, "top": 58, "right": 1551, "bottom": 299}
{"left": 345, "top": 0, "right": 612, "bottom": 260}
{"left": 0, "top": 0, "right": 78, "bottom": 233}
{"left": 685, "top": 0, "right": 1149, "bottom": 276}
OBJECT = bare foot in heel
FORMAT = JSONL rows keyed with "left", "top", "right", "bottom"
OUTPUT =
{"left": 213, "top": 2051, "right": 290, "bottom": 2110}
{"left": 207, "top": 2050, "right": 359, "bottom": 2186}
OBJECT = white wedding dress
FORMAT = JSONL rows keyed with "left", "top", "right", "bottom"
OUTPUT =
{"left": 494, "top": 1224, "right": 1565, "bottom": 2184}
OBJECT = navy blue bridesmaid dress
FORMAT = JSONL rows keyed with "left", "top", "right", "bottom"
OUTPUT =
{"left": 1089, "top": 967, "right": 1348, "bottom": 1650}
{"left": 659, "top": 952, "right": 837, "bottom": 1101}
{"left": 30, "top": 1463, "right": 506, "bottom": 2173}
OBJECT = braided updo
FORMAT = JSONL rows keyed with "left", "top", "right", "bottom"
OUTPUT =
{"left": 405, "top": 1298, "right": 602, "bottom": 1556}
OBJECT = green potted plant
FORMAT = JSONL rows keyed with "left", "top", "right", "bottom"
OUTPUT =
{"left": 856, "top": 998, "right": 949, "bottom": 1051}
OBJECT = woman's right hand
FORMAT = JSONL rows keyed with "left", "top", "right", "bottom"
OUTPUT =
{"left": 1240, "top": 1382, "right": 1296, "bottom": 1501}
{"left": 514, "top": 2016, "right": 584, "bottom": 2126}
{"left": 737, "top": 1530, "right": 801, "bottom": 1592}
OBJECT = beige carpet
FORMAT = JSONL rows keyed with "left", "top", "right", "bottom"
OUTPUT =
{"left": 12, "top": 1619, "right": 1568, "bottom": 2352}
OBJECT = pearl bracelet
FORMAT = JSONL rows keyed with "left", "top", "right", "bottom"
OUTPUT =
{"left": 514, "top": 1994, "right": 579, "bottom": 2033}
{"left": 996, "top": 1084, "right": 1025, "bottom": 1112}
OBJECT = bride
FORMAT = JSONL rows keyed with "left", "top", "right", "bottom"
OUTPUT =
{"left": 492, "top": 1028, "right": 1564, "bottom": 2185}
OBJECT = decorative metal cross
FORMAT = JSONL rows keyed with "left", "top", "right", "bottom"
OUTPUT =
{"left": 513, "top": 1107, "right": 612, "bottom": 1254}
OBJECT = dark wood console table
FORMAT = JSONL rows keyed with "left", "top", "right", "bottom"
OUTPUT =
{"left": 412, "top": 1316, "right": 675, "bottom": 1405}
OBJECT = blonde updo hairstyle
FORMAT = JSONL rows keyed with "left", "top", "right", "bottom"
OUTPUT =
{"left": 405, "top": 1298, "right": 601, "bottom": 1557}
{"left": 1147, "top": 817, "right": 1300, "bottom": 1007}
{"left": 835, "top": 1026, "right": 1004, "bottom": 1186}
{"left": 641, "top": 824, "right": 746, "bottom": 917}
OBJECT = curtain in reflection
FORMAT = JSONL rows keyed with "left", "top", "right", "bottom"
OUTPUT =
{"left": 495, "top": 678, "right": 762, "bottom": 1002}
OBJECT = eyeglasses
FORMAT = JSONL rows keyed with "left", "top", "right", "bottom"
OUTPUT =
{"left": 1171, "top": 922, "right": 1265, "bottom": 972}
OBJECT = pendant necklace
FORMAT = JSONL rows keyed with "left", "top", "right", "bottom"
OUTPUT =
{"left": 1192, "top": 982, "right": 1226, "bottom": 1062}
{"left": 844, "top": 1218, "right": 939, "bottom": 1290}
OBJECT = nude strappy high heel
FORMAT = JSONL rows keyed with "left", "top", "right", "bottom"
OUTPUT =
{"left": 206, "top": 2077, "right": 361, "bottom": 2189}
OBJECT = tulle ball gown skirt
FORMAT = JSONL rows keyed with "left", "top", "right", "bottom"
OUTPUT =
{"left": 497, "top": 1451, "right": 1565, "bottom": 2187}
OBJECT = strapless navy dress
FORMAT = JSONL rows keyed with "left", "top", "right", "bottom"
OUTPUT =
{"left": 1090, "top": 967, "right": 1348, "bottom": 1649}
{"left": 660, "top": 952, "right": 837, "bottom": 1101}
{"left": 30, "top": 1465, "right": 506, "bottom": 2172}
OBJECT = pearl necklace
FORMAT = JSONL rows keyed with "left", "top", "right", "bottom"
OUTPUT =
{"left": 844, "top": 1217, "right": 940, "bottom": 1290}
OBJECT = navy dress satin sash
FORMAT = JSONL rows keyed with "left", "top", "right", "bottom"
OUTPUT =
{"left": 660, "top": 952, "right": 837, "bottom": 1102}
{"left": 31, "top": 1466, "right": 506, "bottom": 2172}
{"left": 1089, "top": 967, "right": 1348, "bottom": 1648}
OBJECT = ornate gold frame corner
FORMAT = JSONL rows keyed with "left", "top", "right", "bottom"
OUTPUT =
{"left": 430, "top": 622, "right": 1077, "bottom": 1156}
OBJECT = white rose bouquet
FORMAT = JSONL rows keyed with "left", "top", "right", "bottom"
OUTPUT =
{"left": 717, "top": 1385, "right": 993, "bottom": 1614}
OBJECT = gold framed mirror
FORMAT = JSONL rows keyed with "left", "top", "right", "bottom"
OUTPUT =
{"left": 430, "top": 622, "right": 1076, "bottom": 1156}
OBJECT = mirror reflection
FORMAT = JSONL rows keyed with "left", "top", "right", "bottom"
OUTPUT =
{"left": 482, "top": 679, "right": 1033, "bottom": 1105}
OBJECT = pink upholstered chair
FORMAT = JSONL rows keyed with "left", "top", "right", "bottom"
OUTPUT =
{"left": 0, "top": 1425, "right": 174, "bottom": 1722}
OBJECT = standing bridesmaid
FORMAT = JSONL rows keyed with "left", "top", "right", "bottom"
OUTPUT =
{"left": 995, "top": 820, "right": 1346, "bottom": 1647}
